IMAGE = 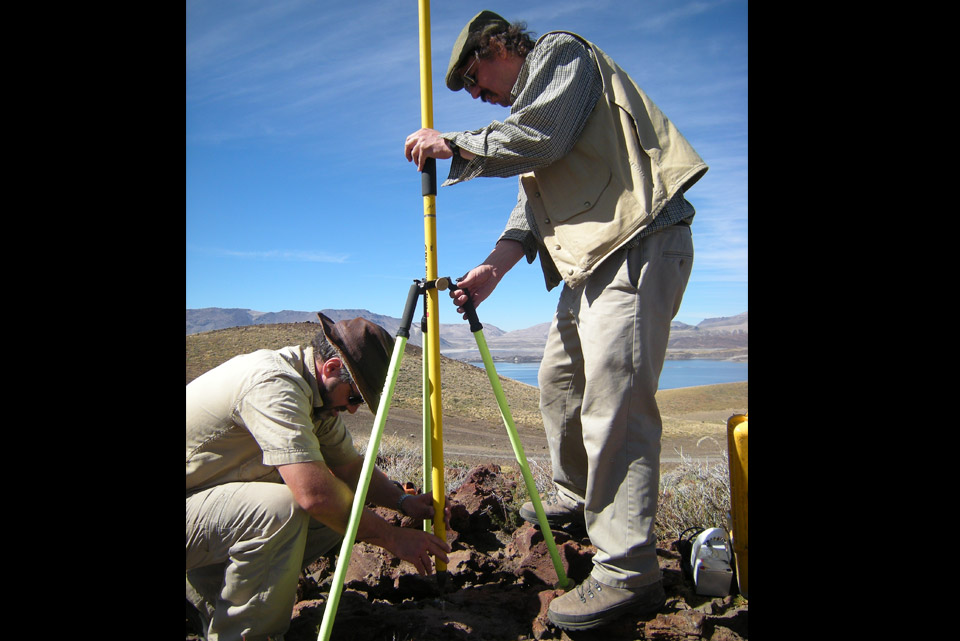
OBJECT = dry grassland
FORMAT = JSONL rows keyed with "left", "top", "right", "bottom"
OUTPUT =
{"left": 186, "top": 323, "right": 747, "bottom": 468}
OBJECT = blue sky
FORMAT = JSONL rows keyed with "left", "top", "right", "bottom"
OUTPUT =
{"left": 186, "top": 0, "right": 747, "bottom": 332}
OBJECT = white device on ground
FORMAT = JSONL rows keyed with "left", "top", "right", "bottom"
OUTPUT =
{"left": 690, "top": 527, "right": 734, "bottom": 597}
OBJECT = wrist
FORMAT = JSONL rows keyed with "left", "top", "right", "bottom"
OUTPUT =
{"left": 355, "top": 507, "right": 393, "bottom": 548}
{"left": 391, "top": 480, "right": 411, "bottom": 515}
{"left": 397, "top": 493, "right": 414, "bottom": 516}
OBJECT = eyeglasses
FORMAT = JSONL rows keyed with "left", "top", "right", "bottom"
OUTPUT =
{"left": 347, "top": 393, "right": 365, "bottom": 406}
{"left": 461, "top": 51, "right": 480, "bottom": 89}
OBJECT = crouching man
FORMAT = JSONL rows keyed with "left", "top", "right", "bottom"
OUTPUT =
{"left": 186, "top": 313, "right": 450, "bottom": 641}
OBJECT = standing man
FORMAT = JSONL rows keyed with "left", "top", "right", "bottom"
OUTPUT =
{"left": 186, "top": 313, "right": 450, "bottom": 641}
{"left": 404, "top": 11, "right": 707, "bottom": 632}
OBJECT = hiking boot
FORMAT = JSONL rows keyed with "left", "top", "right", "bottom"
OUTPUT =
{"left": 547, "top": 577, "right": 666, "bottom": 631}
{"left": 518, "top": 494, "right": 585, "bottom": 528}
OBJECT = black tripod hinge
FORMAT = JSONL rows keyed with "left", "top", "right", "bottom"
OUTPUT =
{"left": 396, "top": 280, "right": 423, "bottom": 339}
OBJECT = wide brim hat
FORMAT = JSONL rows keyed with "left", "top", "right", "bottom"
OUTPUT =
{"left": 445, "top": 10, "right": 510, "bottom": 91}
{"left": 317, "top": 312, "right": 395, "bottom": 415}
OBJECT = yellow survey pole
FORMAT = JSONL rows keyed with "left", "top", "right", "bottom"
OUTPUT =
{"left": 417, "top": 0, "right": 446, "bottom": 568}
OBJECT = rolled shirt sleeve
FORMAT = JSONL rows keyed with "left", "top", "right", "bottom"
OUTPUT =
{"left": 238, "top": 375, "right": 359, "bottom": 469}
{"left": 236, "top": 373, "right": 325, "bottom": 467}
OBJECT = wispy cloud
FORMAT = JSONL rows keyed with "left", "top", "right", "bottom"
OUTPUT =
{"left": 187, "top": 0, "right": 421, "bottom": 146}
{"left": 633, "top": 0, "right": 735, "bottom": 33}
{"left": 691, "top": 249, "right": 748, "bottom": 282}
{"left": 191, "top": 247, "right": 350, "bottom": 263}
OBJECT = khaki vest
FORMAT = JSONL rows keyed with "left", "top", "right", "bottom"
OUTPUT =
{"left": 523, "top": 32, "right": 708, "bottom": 290}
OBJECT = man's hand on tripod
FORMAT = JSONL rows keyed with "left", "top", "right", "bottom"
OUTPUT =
{"left": 449, "top": 240, "right": 526, "bottom": 319}
{"left": 450, "top": 265, "right": 500, "bottom": 318}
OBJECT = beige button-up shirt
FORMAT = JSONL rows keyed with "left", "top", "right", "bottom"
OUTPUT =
{"left": 186, "top": 345, "right": 359, "bottom": 494}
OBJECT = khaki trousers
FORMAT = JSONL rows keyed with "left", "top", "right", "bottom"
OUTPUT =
{"left": 538, "top": 224, "right": 693, "bottom": 588}
{"left": 186, "top": 481, "right": 343, "bottom": 641}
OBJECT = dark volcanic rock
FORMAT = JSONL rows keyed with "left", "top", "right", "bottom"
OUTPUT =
{"left": 187, "top": 464, "right": 748, "bottom": 641}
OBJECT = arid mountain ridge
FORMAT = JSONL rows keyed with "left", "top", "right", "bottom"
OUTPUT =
{"left": 186, "top": 308, "right": 748, "bottom": 362}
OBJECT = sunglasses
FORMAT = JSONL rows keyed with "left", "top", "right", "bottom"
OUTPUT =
{"left": 461, "top": 51, "right": 480, "bottom": 89}
{"left": 328, "top": 392, "right": 364, "bottom": 414}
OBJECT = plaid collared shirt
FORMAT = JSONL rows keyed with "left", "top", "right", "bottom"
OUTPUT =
{"left": 443, "top": 32, "right": 694, "bottom": 263}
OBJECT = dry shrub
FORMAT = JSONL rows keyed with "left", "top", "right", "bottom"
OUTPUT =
{"left": 357, "top": 436, "right": 733, "bottom": 545}
{"left": 503, "top": 452, "right": 732, "bottom": 545}
{"left": 655, "top": 449, "right": 731, "bottom": 542}
{"left": 504, "top": 457, "right": 555, "bottom": 507}
{"left": 354, "top": 433, "right": 474, "bottom": 493}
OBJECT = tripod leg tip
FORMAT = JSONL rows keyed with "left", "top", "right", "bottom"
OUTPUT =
{"left": 554, "top": 577, "right": 575, "bottom": 591}
{"left": 436, "top": 569, "right": 450, "bottom": 594}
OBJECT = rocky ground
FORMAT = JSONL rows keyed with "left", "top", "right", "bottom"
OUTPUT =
{"left": 186, "top": 464, "right": 747, "bottom": 641}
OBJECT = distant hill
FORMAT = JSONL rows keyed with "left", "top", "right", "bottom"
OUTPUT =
{"left": 692, "top": 311, "right": 748, "bottom": 332}
{"left": 186, "top": 308, "right": 747, "bottom": 362}
{"left": 666, "top": 311, "right": 748, "bottom": 361}
{"left": 184, "top": 324, "right": 546, "bottom": 430}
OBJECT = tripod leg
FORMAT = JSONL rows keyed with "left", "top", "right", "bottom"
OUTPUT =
{"left": 456, "top": 284, "right": 573, "bottom": 590}
{"left": 317, "top": 283, "right": 420, "bottom": 641}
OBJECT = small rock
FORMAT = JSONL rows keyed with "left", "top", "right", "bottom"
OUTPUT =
{"left": 694, "top": 600, "right": 717, "bottom": 614}
{"left": 645, "top": 609, "right": 706, "bottom": 639}
{"left": 531, "top": 589, "right": 563, "bottom": 639}
{"left": 709, "top": 625, "right": 745, "bottom": 641}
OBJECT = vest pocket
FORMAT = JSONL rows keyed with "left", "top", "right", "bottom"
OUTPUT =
{"left": 536, "top": 155, "right": 613, "bottom": 223}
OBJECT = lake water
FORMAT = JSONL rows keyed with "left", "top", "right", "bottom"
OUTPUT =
{"left": 467, "top": 359, "right": 747, "bottom": 390}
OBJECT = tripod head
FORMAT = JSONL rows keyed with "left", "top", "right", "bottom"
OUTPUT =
{"left": 397, "top": 277, "right": 457, "bottom": 339}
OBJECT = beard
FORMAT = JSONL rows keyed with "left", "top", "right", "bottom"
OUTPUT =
{"left": 315, "top": 377, "right": 344, "bottom": 418}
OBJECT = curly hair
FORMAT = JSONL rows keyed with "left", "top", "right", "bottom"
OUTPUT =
{"left": 475, "top": 21, "right": 537, "bottom": 60}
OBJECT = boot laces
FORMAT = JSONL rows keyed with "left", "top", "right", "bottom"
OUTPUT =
{"left": 576, "top": 579, "right": 603, "bottom": 603}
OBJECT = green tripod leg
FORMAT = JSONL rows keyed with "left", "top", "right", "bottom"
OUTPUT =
{"left": 317, "top": 281, "right": 422, "bottom": 641}
{"left": 456, "top": 281, "right": 575, "bottom": 591}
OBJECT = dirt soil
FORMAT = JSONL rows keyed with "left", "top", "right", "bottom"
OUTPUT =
{"left": 186, "top": 462, "right": 747, "bottom": 641}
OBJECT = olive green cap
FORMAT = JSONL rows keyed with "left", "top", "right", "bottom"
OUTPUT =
{"left": 445, "top": 10, "right": 509, "bottom": 91}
